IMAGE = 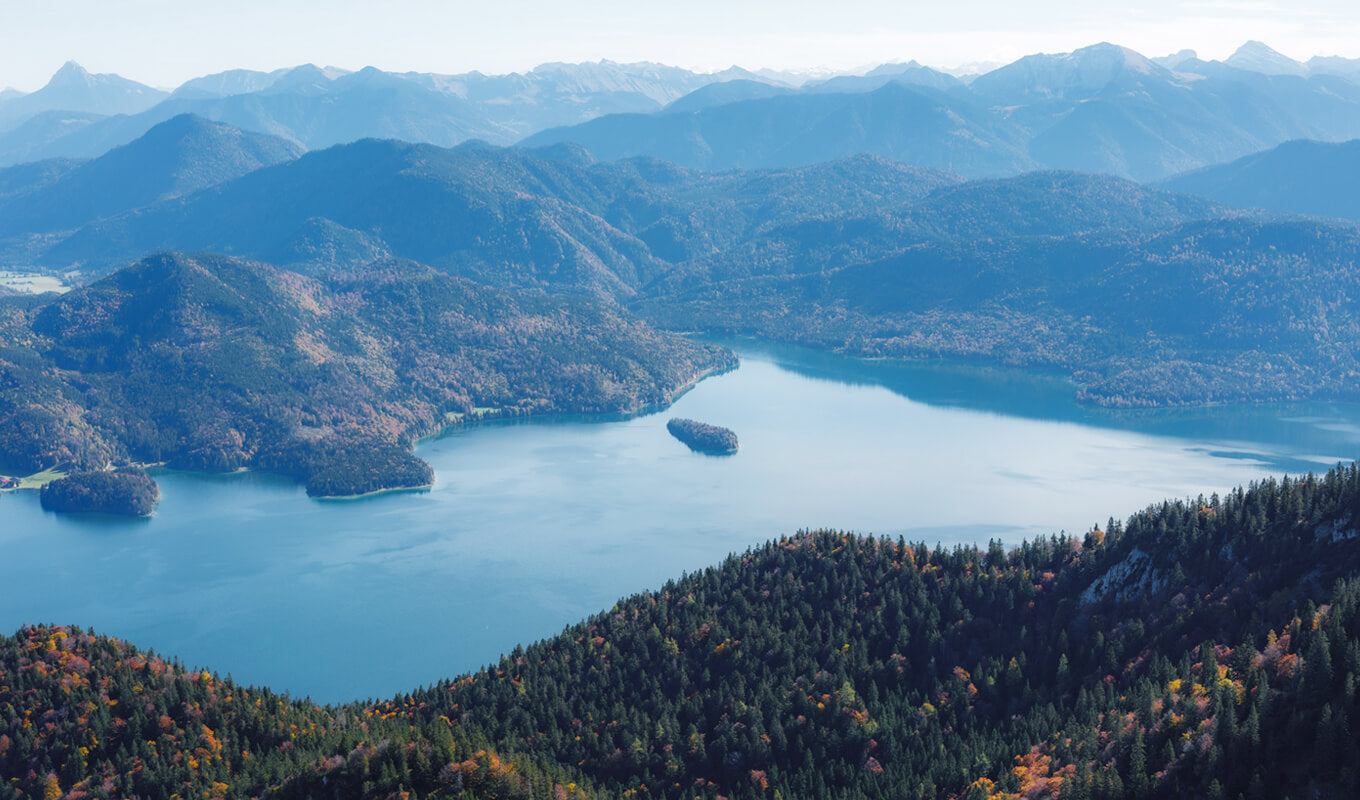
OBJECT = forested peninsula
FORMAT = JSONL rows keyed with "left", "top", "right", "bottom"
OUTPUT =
{"left": 6, "top": 462, "right": 1360, "bottom": 799}
{"left": 0, "top": 252, "right": 734, "bottom": 503}
{"left": 37, "top": 468, "right": 158, "bottom": 516}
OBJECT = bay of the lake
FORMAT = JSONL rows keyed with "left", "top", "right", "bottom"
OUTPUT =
{"left": 2, "top": 340, "right": 1358, "bottom": 704}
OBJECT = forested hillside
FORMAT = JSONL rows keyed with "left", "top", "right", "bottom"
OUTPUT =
{"left": 0, "top": 625, "right": 596, "bottom": 800}
{"left": 0, "top": 252, "right": 732, "bottom": 499}
{"left": 7, "top": 132, "right": 1360, "bottom": 415}
{"left": 1159, "top": 138, "right": 1360, "bottom": 221}
{"left": 6, "top": 462, "right": 1360, "bottom": 798}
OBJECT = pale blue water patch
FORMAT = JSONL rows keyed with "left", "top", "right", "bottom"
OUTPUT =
{"left": 2, "top": 341, "right": 1358, "bottom": 704}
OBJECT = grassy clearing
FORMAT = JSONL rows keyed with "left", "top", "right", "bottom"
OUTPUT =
{"left": 0, "top": 270, "right": 69, "bottom": 294}
{"left": 442, "top": 406, "right": 500, "bottom": 423}
{"left": 16, "top": 468, "right": 67, "bottom": 490}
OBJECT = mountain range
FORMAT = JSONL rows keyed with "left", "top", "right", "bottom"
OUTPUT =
{"left": 5, "top": 41, "right": 1360, "bottom": 180}
{"left": 526, "top": 43, "right": 1360, "bottom": 181}
{"left": 0, "top": 59, "right": 771, "bottom": 166}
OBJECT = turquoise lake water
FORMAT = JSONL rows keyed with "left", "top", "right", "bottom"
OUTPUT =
{"left": 2, "top": 340, "right": 1358, "bottom": 703}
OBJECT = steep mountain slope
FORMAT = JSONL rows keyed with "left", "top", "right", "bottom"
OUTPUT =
{"left": 0, "top": 251, "right": 732, "bottom": 499}
{"left": 44, "top": 139, "right": 671, "bottom": 295}
{"left": 8, "top": 462, "right": 1360, "bottom": 798}
{"left": 1159, "top": 138, "right": 1360, "bottom": 221}
{"left": 0, "top": 114, "right": 302, "bottom": 235}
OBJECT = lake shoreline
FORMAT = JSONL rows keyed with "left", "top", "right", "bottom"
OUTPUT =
{"left": 118, "top": 356, "right": 742, "bottom": 505}
{"left": 3, "top": 341, "right": 1358, "bottom": 704}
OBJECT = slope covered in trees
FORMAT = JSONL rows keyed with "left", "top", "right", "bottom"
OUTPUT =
{"left": 5, "top": 464, "right": 1360, "bottom": 797}
{"left": 0, "top": 625, "right": 597, "bottom": 800}
{"left": 1159, "top": 138, "right": 1360, "bottom": 222}
{"left": 402, "top": 462, "right": 1360, "bottom": 799}
{"left": 0, "top": 251, "right": 732, "bottom": 499}
{"left": 5, "top": 132, "right": 1360, "bottom": 415}
{"left": 640, "top": 216, "right": 1360, "bottom": 406}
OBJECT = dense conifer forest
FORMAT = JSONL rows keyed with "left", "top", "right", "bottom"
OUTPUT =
{"left": 6, "top": 462, "right": 1360, "bottom": 798}
{"left": 37, "top": 469, "right": 158, "bottom": 515}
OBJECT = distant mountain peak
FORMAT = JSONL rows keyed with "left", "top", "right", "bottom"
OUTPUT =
{"left": 866, "top": 60, "right": 925, "bottom": 77}
{"left": 48, "top": 61, "right": 92, "bottom": 86}
{"left": 1226, "top": 40, "right": 1306, "bottom": 75}
{"left": 969, "top": 42, "right": 1167, "bottom": 103}
{"left": 1153, "top": 49, "right": 1199, "bottom": 70}
{"left": 1067, "top": 42, "right": 1157, "bottom": 73}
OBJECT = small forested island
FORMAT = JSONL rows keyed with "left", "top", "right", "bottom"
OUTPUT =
{"left": 667, "top": 417, "right": 739, "bottom": 454}
{"left": 38, "top": 468, "right": 159, "bottom": 516}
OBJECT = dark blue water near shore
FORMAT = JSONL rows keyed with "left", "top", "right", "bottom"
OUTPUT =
{"left": 2, "top": 341, "right": 1357, "bottom": 703}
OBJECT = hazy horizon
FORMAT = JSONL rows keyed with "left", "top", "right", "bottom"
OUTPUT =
{"left": 3, "top": 0, "right": 1360, "bottom": 92}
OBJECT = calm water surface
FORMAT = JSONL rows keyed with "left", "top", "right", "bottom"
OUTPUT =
{"left": 2, "top": 341, "right": 1358, "bottom": 703}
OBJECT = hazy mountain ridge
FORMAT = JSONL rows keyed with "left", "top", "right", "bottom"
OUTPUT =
{"left": 523, "top": 81, "right": 1035, "bottom": 177}
{"left": 0, "top": 114, "right": 303, "bottom": 236}
{"left": 525, "top": 42, "right": 1360, "bottom": 181}
{"left": 5, "top": 41, "right": 1360, "bottom": 174}
{"left": 0, "top": 59, "right": 782, "bottom": 167}
{"left": 1158, "top": 138, "right": 1360, "bottom": 221}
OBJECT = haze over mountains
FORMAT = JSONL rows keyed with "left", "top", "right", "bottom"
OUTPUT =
{"left": 0, "top": 58, "right": 769, "bottom": 166}
{"left": 528, "top": 42, "right": 1360, "bottom": 181}
{"left": 1159, "top": 138, "right": 1360, "bottom": 221}
{"left": 4, "top": 41, "right": 1360, "bottom": 180}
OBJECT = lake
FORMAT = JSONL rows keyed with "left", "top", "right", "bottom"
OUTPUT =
{"left": 2, "top": 340, "right": 1358, "bottom": 704}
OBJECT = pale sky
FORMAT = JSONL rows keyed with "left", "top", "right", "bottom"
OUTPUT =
{"left": 3, "top": 0, "right": 1360, "bottom": 91}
